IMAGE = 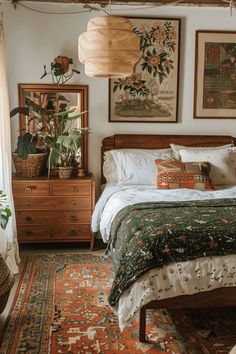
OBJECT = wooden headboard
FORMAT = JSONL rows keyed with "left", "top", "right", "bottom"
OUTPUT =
{"left": 101, "top": 134, "right": 235, "bottom": 185}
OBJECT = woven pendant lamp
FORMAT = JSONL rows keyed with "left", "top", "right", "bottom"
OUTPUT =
{"left": 78, "top": 16, "right": 140, "bottom": 78}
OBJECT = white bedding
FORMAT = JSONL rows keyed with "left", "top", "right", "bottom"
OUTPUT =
{"left": 91, "top": 184, "right": 236, "bottom": 330}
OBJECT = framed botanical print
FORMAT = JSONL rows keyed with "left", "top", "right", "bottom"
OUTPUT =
{"left": 194, "top": 30, "right": 236, "bottom": 119}
{"left": 109, "top": 17, "right": 181, "bottom": 123}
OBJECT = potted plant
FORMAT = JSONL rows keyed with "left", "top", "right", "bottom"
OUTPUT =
{"left": 46, "top": 108, "right": 88, "bottom": 178}
{"left": 40, "top": 55, "right": 80, "bottom": 85}
{"left": 11, "top": 97, "right": 88, "bottom": 179}
{"left": 0, "top": 191, "right": 14, "bottom": 314}
{"left": 10, "top": 98, "right": 49, "bottom": 178}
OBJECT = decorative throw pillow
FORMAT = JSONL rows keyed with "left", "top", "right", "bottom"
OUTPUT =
{"left": 170, "top": 143, "right": 233, "bottom": 160}
{"left": 155, "top": 159, "right": 214, "bottom": 190}
{"left": 179, "top": 148, "right": 236, "bottom": 185}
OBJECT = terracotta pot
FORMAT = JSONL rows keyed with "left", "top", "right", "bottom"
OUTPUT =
{"left": 54, "top": 56, "right": 71, "bottom": 74}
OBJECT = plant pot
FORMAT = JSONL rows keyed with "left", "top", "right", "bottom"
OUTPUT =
{"left": 0, "top": 255, "right": 14, "bottom": 314}
{"left": 54, "top": 56, "right": 70, "bottom": 74}
{"left": 58, "top": 166, "right": 73, "bottom": 179}
{"left": 12, "top": 152, "right": 48, "bottom": 178}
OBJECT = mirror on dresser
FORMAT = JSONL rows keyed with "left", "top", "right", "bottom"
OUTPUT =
{"left": 18, "top": 83, "right": 89, "bottom": 173}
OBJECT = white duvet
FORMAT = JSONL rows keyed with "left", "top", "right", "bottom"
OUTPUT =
{"left": 91, "top": 184, "right": 236, "bottom": 330}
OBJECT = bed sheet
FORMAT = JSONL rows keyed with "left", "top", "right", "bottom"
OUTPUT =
{"left": 91, "top": 184, "right": 236, "bottom": 330}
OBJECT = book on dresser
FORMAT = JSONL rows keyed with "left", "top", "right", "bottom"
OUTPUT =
{"left": 12, "top": 174, "right": 95, "bottom": 250}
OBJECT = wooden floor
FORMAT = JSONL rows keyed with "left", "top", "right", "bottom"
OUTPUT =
{"left": 0, "top": 242, "right": 105, "bottom": 332}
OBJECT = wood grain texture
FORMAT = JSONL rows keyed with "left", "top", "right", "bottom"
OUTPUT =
{"left": 13, "top": 176, "right": 95, "bottom": 248}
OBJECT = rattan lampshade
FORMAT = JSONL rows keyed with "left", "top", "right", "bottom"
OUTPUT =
{"left": 78, "top": 16, "right": 140, "bottom": 78}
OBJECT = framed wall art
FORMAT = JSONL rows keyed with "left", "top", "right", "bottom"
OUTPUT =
{"left": 194, "top": 30, "right": 236, "bottom": 119}
{"left": 109, "top": 17, "right": 181, "bottom": 123}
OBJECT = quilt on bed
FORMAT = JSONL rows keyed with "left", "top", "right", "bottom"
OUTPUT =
{"left": 108, "top": 198, "right": 236, "bottom": 306}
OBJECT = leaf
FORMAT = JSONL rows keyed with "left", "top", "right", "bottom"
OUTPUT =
{"left": 113, "top": 85, "right": 118, "bottom": 93}
{"left": 10, "top": 107, "right": 29, "bottom": 118}
{"left": 57, "top": 95, "right": 70, "bottom": 102}
{"left": 40, "top": 72, "right": 47, "bottom": 80}
{"left": 15, "top": 132, "right": 39, "bottom": 159}
{"left": 53, "top": 68, "right": 65, "bottom": 77}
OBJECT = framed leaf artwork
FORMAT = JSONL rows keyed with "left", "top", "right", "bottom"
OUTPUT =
{"left": 109, "top": 17, "right": 181, "bottom": 123}
{"left": 194, "top": 30, "right": 236, "bottom": 119}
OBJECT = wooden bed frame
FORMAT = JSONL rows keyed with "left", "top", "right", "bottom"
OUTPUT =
{"left": 101, "top": 134, "right": 236, "bottom": 342}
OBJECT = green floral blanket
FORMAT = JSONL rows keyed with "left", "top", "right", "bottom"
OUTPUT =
{"left": 108, "top": 198, "right": 236, "bottom": 306}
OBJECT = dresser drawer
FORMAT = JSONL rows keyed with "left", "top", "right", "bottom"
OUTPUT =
{"left": 16, "top": 210, "right": 91, "bottom": 224}
{"left": 13, "top": 182, "right": 49, "bottom": 196}
{"left": 17, "top": 225, "right": 91, "bottom": 242}
{"left": 14, "top": 197, "right": 91, "bottom": 210}
{"left": 51, "top": 181, "right": 91, "bottom": 196}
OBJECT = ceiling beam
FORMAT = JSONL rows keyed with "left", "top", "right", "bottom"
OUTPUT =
{"left": 21, "top": 0, "right": 227, "bottom": 6}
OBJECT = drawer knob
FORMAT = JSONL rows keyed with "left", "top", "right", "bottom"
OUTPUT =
{"left": 26, "top": 201, "right": 31, "bottom": 206}
{"left": 71, "top": 186, "right": 79, "bottom": 193}
{"left": 25, "top": 216, "right": 33, "bottom": 222}
{"left": 70, "top": 215, "right": 78, "bottom": 222}
{"left": 49, "top": 233, "right": 53, "bottom": 238}
{"left": 68, "top": 229, "right": 77, "bottom": 236}
{"left": 72, "top": 200, "right": 76, "bottom": 206}
{"left": 25, "top": 230, "right": 32, "bottom": 236}
{"left": 25, "top": 187, "right": 32, "bottom": 193}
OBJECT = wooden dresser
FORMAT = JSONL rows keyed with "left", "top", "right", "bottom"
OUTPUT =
{"left": 12, "top": 174, "right": 95, "bottom": 249}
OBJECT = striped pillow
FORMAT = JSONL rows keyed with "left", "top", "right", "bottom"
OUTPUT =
{"left": 155, "top": 159, "right": 214, "bottom": 190}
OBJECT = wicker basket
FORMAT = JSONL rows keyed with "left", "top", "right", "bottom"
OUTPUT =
{"left": 58, "top": 166, "right": 73, "bottom": 179}
{"left": 0, "top": 256, "right": 15, "bottom": 313}
{"left": 12, "top": 152, "right": 48, "bottom": 178}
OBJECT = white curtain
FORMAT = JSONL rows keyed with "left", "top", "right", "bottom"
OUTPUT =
{"left": 0, "top": 12, "right": 19, "bottom": 274}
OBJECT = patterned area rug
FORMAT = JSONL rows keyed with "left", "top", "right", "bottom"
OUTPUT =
{"left": 0, "top": 254, "right": 235, "bottom": 354}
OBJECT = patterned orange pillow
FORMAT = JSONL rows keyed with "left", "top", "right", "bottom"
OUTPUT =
{"left": 155, "top": 159, "right": 214, "bottom": 190}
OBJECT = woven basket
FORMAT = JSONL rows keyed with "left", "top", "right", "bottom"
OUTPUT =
{"left": 0, "top": 255, "right": 15, "bottom": 313}
{"left": 12, "top": 152, "right": 48, "bottom": 178}
{"left": 58, "top": 166, "right": 73, "bottom": 179}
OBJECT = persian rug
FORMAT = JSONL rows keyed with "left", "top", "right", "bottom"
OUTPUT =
{"left": 0, "top": 254, "right": 235, "bottom": 354}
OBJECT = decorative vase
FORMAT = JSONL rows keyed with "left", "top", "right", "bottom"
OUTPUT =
{"left": 58, "top": 166, "right": 73, "bottom": 179}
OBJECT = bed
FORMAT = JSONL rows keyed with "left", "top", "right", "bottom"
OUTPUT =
{"left": 92, "top": 133, "right": 236, "bottom": 342}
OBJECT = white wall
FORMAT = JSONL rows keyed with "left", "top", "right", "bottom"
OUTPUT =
{"left": 2, "top": 1, "right": 236, "bottom": 185}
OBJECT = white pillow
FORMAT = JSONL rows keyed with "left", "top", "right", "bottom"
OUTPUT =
{"left": 171, "top": 143, "right": 233, "bottom": 160}
{"left": 104, "top": 150, "right": 150, "bottom": 184}
{"left": 103, "top": 148, "right": 174, "bottom": 185}
{"left": 103, "top": 151, "right": 119, "bottom": 183}
{"left": 179, "top": 148, "right": 236, "bottom": 185}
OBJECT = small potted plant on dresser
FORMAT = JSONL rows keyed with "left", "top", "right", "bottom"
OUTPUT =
{"left": 46, "top": 107, "right": 88, "bottom": 179}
